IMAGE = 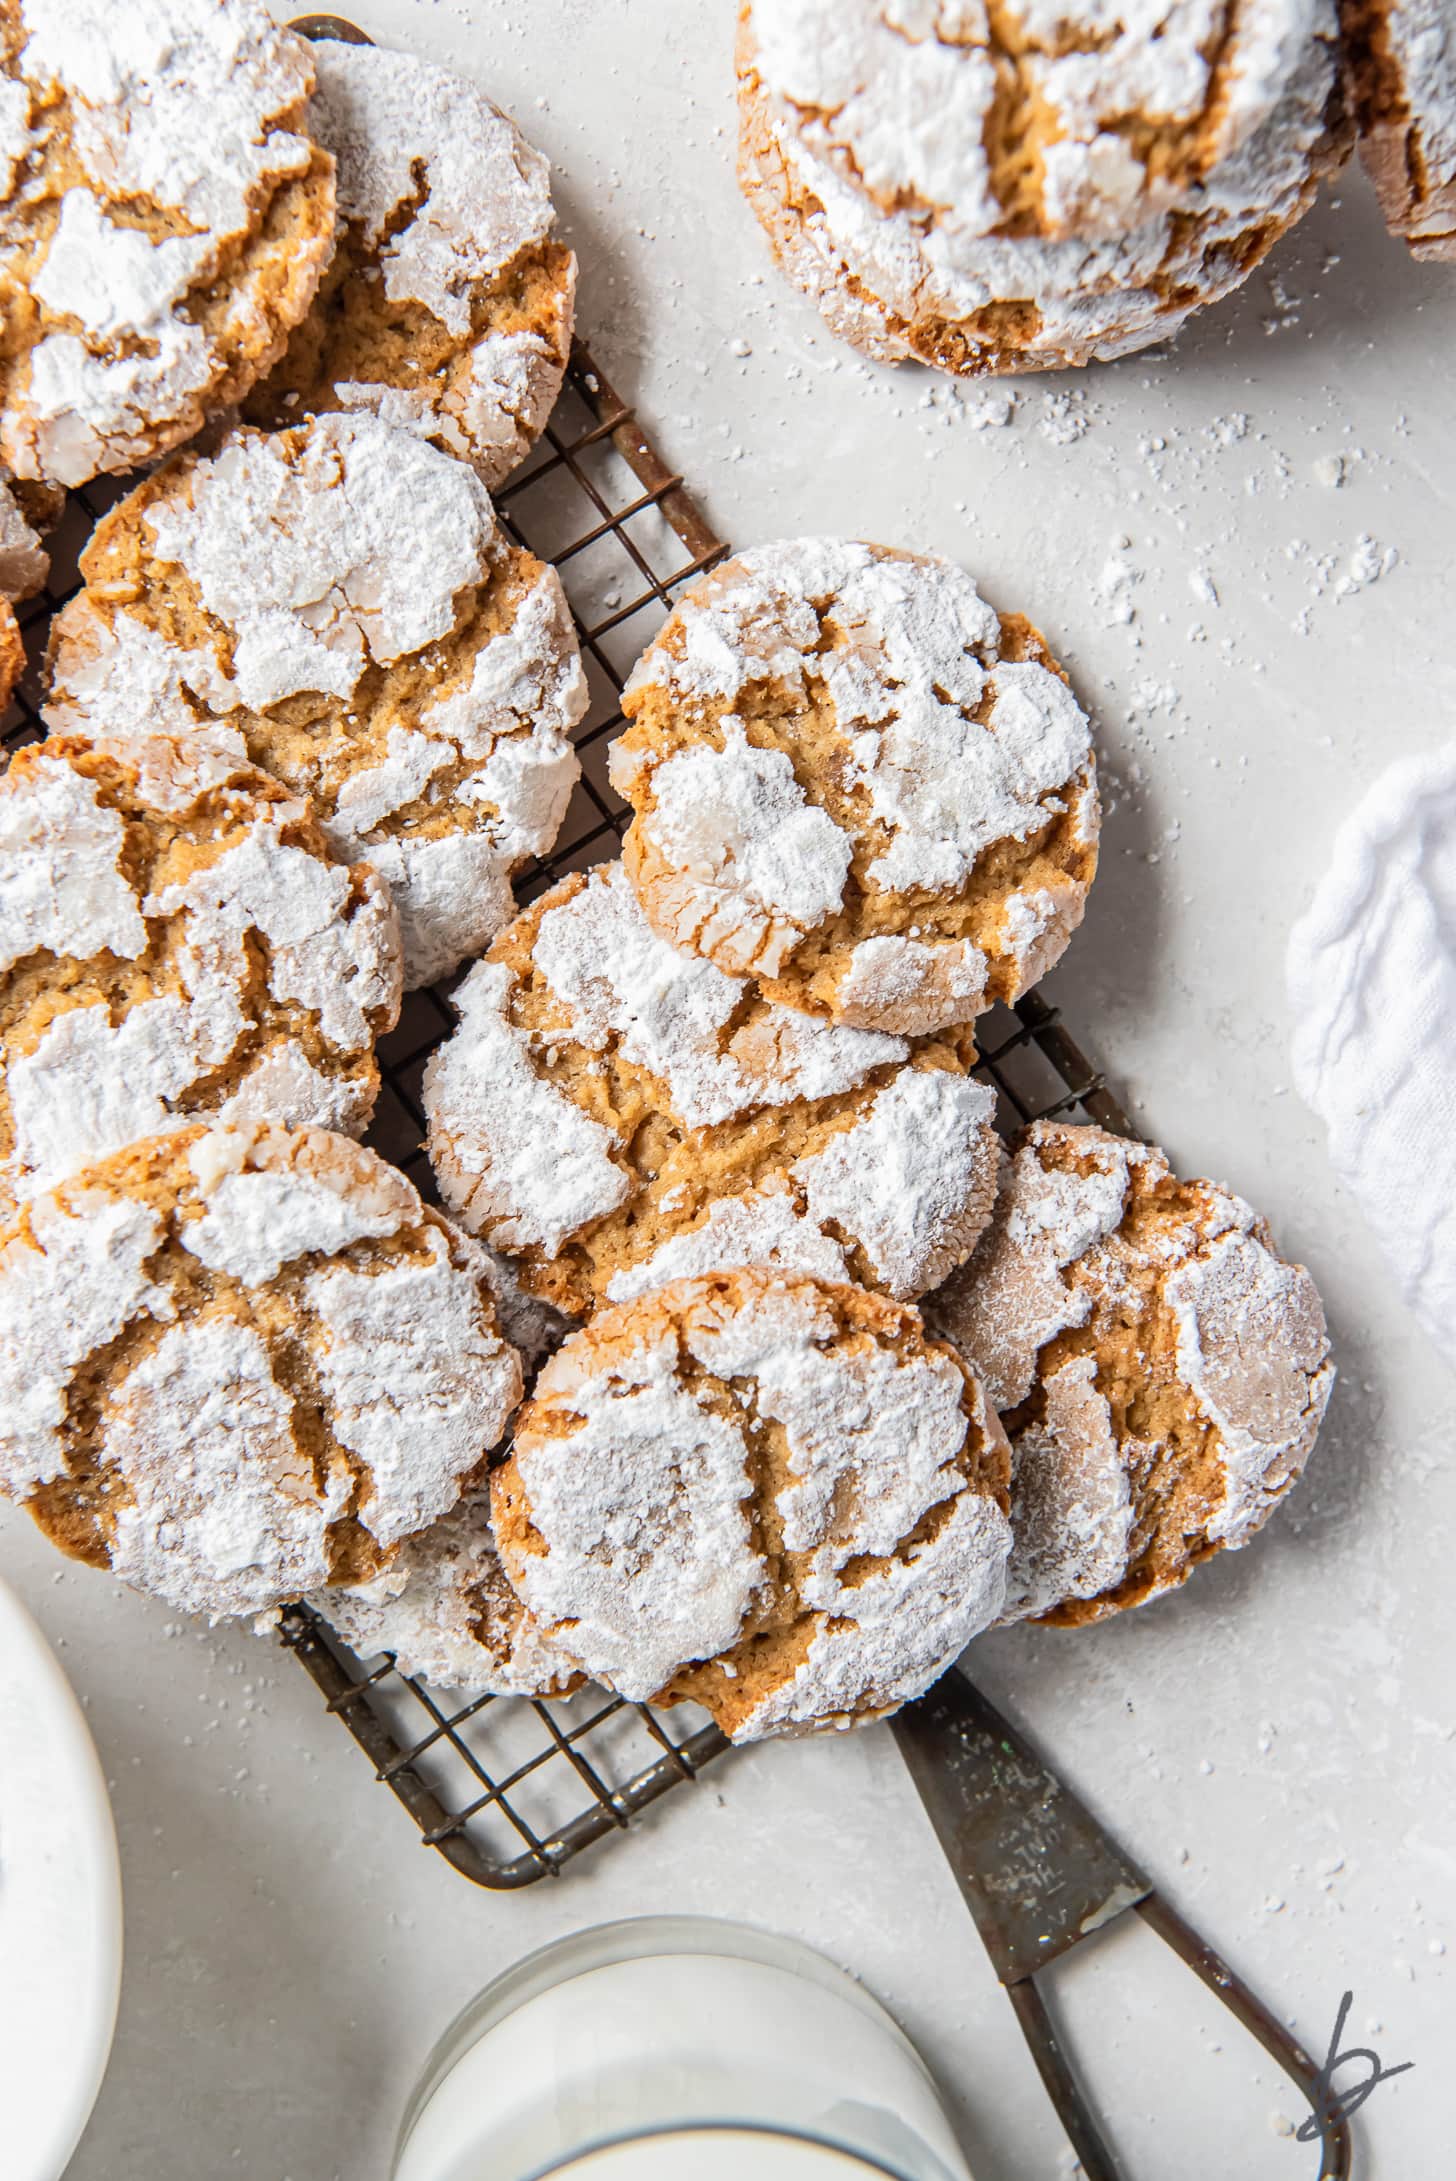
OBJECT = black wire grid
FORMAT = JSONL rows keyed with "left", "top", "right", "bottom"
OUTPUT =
{"left": 4, "top": 343, "right": 1136, "bottom": 1889}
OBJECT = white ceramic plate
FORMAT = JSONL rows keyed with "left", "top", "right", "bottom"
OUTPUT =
{"left": 0, "top": 1577, "right": 123, "bottom": 2181}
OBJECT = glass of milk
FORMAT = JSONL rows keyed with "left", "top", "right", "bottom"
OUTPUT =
{"left": 392, "top": 1915, "right": 973, "bottom": 2181}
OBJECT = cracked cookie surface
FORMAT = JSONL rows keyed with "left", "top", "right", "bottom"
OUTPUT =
{"left": 613, "top": 538, "right": 1098, "bottom": 1031}
{"left": 737, "top": 0, "right": 1348, "bottom": 373}
{"left": 45, "top": 411, "right": 587, "bottom": 986}
{"left": 245, "top": 38, "right": 575, "bottom": 487}
{"left": 0, "top": 1120, "right": 523, "bottom": 1618}
{"left": 927, "top": 1120, "right": 1334, "bottom": 1626}
{"left": 313, "top": 1488, "right": 582, "bottom": 1695}
{"left": 0, "top": 0, "right": 336, "bottom": 484}
{"left": 423, "top": 859, "right": 1000, "bottom": 1315}
{"left": 491, "top": 1269, "right": 1011, "bottom": 1741}
{"left": 0, "top": 729, "right": 401, "bottom": 1215}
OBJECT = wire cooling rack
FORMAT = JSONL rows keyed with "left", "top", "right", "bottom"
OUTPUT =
{"left": 2, "top": 342, "right": 1135, "bottom": 1891}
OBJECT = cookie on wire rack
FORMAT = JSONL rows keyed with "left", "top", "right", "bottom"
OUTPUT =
{"left": 1341, "top": 0, "right": 1456, "bottom": 261}
{"left": 491, "top": 1269, "right": 1012, "bottom": 1742}
{"left": 45, "top": 410, "right": 588, "bottom": 987}
{"left": 611, "top": 538, "right": 1098, "bottom": 1033}
{"left": 0, "top": 0, "right": 337, "bottom": 486}
{"left": 423, "top": 859, "right": 1001, "bottom": 1316}
{"left": 0, "top": 1121, "right": 524, "bottom": 1620}
{"left": 0, "top": 729, "right": 402, "bottom": 1216}
{"left": 736, "top": 0, "right": 1348, "bottom": 375}
{"left": 313, "top": 1490, "right": 582, "bottom": 1697}
{"left": 926, "top": 1121, "right": 1335, "bottom": 1627}
{"left": 246, "top": 38, "right": 576, "bottom": 488}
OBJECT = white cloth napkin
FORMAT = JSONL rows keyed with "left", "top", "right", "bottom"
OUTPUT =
{"left": 1288, "top": 744, "right": 1456, "bottom": 1365}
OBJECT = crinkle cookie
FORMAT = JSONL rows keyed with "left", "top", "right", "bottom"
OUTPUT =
{"left": 1342, "top": 0, "right": 1456, "bottom": 260}
{"left": 246, "top": 39, "right": 576, "bottom": 488}
{"left": 0, "top": 1121, "right": 524, "bottom": 1619}
{"left": 0, "top": 0, "right": 337, "bottom": 485}
{"left": 314, "top": 1490, "right": 581, "bottom": 1695}
{"left": 0, "top": 730, "right": 402, "bottom": 1214}
{"left": 44, "top": 411, "right": 588, "bottom": 986}
{"left": 613, "top": 539, "right": 1097, "bottom": 1032}
{"left": 737, "top": 0, "right": 1348, "bottom": 374}
{"left": 491, "top": 1270, "right": 1012, "bottom": 1741}
{"left": 927, "top": 1121, "right": 1334, "bottom": 1627}
{"left": 423, "top": 860, "right": 1000, "bottom": 1315}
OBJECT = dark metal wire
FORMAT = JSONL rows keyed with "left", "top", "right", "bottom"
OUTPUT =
{"left": 5, "top": 341, "right": 1137, "bottom": 1889}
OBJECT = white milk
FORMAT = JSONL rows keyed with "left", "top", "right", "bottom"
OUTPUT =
{"left": 392, "top": 1917, "right": 973, "bottom": 2181}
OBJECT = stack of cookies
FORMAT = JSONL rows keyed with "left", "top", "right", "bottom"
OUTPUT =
{"left": 0, "top": 0, "right": 1336, "bottom": 1751}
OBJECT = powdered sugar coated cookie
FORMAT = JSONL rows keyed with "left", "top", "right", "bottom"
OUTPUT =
{"left": 248, "top": 39, "right": 576, "bottom": 487}
{"left": 491, "top": 1270, "right": 1011, "bottom": 1740}
{"left": 613, "top": 539, "right": 1097, "bottom": 1032}
{"left": 927, "top": 1120, "right": 1334, "bottom": 1624}
{"left": 0, "top": 731, "right": 402, "bottom": 1214}
{"left": 45, "top": 412, "right": 587, "bottom": 986}
{"left": 0, "top": 1121, "right": 523, "bottom": 1618}
{"left": 1342, "top": 0, "right": 1456, "bottom": 260}
{"left": 424, "top": 860, "right": 1000, "bottom": 1314}
{"left": 0, "top": 0, "right": 337, "bottom": 483}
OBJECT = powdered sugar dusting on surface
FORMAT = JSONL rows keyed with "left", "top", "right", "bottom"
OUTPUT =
{"left": 105, "top": 1316, "right": 350, "bottom": 1619}
{"left": 0, "top": 1124, "right": 523, "bottom": 1617}
{"left": 530, "top": 861, "right": 904, "bottom": 1129}
{"left": 2, "top": 0, "right": 325, "bottom": 483}
{"left": 144, "top": 416, "right": 493, "bottom": 708}
{"left": 930, "top": 1123, "right": 1140, "bottom": 1409}
{"left": 742, "top": 0, "right": 1341, "bottom": 368}
{"left": 1, "top": 739, "right": 401, "bottom": 1204}
{"left": 621, "top": 539, "right": 1095, "bottom": 1025}
{"left": 0, "top": 751, "right": 144, "bottom": 972}
{"left": 792, "top": 1069, "right": 999, "bottom": 1298}
{"left": 504, "top": 1275, "right": 1011, "bottom": 1739}
{"left": 305, "top": 40, "right": 572, "bottom": 482}
{"left": 998, "top": 1352, "right": 1134, "bottom": 1623}
{"left": 505, "top": 1325, "right": 766, "bottom": 1700}
{"left": 311, "top": 41, "right": 551, "bottom": 330}
{"left": 604, "top": 1183, "right": 852, "bottom": 1303}
{"left": 1166, "top": 1216, "right": 1334, "bottom": 1546}
{"left": 312, "top": 1491, "right": 578, "bottom": 1695}
{"left": 425, "top": 958, "right": 631, "bottom": 1257}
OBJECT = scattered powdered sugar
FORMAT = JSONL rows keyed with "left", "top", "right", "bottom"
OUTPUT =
{"left": 507, "top": 1326, "right": 767, "bottom": 1699}
{"left": 311, "top": 1491, "right": 578, "bottom": 1695}
{"left": 144, "top": 415, "right": 494, "bottom": 708}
